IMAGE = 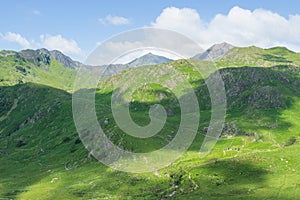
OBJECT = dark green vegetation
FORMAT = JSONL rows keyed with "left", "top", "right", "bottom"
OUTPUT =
{"left": 1, "top": 46, "right": 300, "bottom": 199}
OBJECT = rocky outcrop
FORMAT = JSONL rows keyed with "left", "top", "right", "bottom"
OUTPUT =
{"left": 19, "top": 49, "right": 51, "bottom": 66}
{"left": 203, "top": 66, "right": 300, "bottom": 112}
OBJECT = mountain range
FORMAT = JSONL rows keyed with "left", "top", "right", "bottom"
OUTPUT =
{"left": 1, "top": 44, "right": 300, "bottom": 199}
{"left": 2, "top": 42, "right": 299, "bottom": 80}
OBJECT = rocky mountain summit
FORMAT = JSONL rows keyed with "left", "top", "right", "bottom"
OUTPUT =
{"left": 19, "top": 48, "right": 83, "bottom": 69}
{"left": 127, "top": 52, "right": 173, "bottom": 68}
{"left": 193, "top": 42, "right": 234, "bottom": 60}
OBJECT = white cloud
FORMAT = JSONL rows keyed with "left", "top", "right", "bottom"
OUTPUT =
{"left": 40, "top": 34, "right": 82, "bottom": 55}
{"left": 1, "top": 32, "right": 83, "bottom": 56}
{"left": 99, "top": 15, "right": 130, "bottom": 25}
{"left": 152, "top": 6, "right": 300, "bottom": 52}
{"left": 88, "top": 28, "right": 203, "bottom": 66}
{"left": 2, "top": 32, "right": 31, "bottom": 48}
{"left": 88, "top": 40, "right": 184, "bottom": 65}
{"left": 109, "top": 48, "right": 181, "bottom": 64}
{"left": 91, "top": 39, "right": 195, "bottom": 65}
{"left": 152, "top": 7, "right": 204, "bottom": 36}
{"left": 88, "top": 41, "right": 144, "bottom": 65}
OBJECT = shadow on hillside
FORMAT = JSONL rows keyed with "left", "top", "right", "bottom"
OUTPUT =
{"left": 185, "top": 159, "right": 269, "bottom": 198}
{"left": 180, "top": 156, "right": 298, "bottom": 200}
{"left": 262, "top": 54, "right": 292, "bottom": 63}
{"left": 0, "top": 83, "right": 86, "bottom": 199}
{"left": 43, "top": 158, "right": 272, "bottom": 199}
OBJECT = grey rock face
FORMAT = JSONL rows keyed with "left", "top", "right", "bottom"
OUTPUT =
{"left": 49, "top": 50, "right": 83, "bottom": 69}
{"left": 19, "top": 48, "right": 83, "bottom": 69}
{"left": 19, "top": 49, "right": 51, "bottom": 66}
{"left": 215, "top": 66, "right": 300, "bottom": 110}
{"left": 193, "top": 42, "right": 234, "bottom": 61}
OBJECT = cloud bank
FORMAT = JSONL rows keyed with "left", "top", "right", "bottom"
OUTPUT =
{"left": 1, "top": 32, "right": 83, "bottom": 56}
{"left": 2, "top": 32, "right": 31, "bottom": 48}
{"left": 152, "top": 6, "right": 300, "bottom": 51}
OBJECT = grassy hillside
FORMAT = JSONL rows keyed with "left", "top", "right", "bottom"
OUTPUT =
{"left": 215, "top": 46, "right": 300, "bottom": 68}
{"left": 0, "top": 50, "right": 76, "bottom": 91}
{"left": 1, "top": 47, "right": 300, "bottom": 199}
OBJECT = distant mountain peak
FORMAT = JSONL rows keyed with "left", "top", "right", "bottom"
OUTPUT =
{"left": 19, "top": 48, "right": 82, "bottom": 69}
{"left": 193, "top": 42, "right": 235, "bottom": 61}
{"left": 19, "top": 48, "right": 51, "bottom": 66}
{"left": 37, "top": 48, "right": 50, "bottom": 54}
{"left": 48, "top": 49, "right": 83, "bottom": 69}
{"left": 127, "top": 52, "right": 173, "bottom": 68}
{"left": 209, "top": 42, "right": 234, "bottom": 50}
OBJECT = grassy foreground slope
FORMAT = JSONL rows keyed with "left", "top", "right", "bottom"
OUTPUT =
{"left": 1, "top": 47, "right": 300, "bottom": 199}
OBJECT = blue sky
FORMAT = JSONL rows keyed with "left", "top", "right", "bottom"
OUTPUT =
{"left": 1, "top": 0, "right": 300, "bottom": 61}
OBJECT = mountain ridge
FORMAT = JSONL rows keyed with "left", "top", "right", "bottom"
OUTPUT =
{"left": 19, "top": 48, "right": 83, "bottom": 70}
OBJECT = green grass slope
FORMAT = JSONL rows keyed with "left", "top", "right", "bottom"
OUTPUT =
{"left": 0, "top": 50, "right": 76, "bottom": 91}
{"left": 215, "top": 46, "right": 300, "bottom": 68}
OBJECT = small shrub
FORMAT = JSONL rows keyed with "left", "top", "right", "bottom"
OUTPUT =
{"left": 62, "top": 137, "right": 71, "bottom": 143}
{"left": 283, "top": 136, "right": 296, "bottom": 147}
{"left": 16, "top": 66, "right": 26, "bottom": 73}
{"left": 16, "top": 140, "right": 26, "bottom": 147}
{"left": 75, "top": 138, "right": 81, "bottom": 144}
{"left": 170, "top": 169, "right": 185, "bottom": 186}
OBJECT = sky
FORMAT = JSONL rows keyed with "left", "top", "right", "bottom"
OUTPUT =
{"left": 1, "top": 0, "right": 300, "bottom": 62}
